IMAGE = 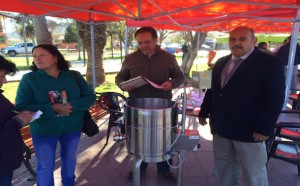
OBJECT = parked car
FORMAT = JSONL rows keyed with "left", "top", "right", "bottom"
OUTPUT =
{"left": 1, "top": 42, "right": 34, "bottom": 57}
{"left": 198, "top": 44, "right": 212, "bottom": 57}
{"left": 162, "top": 43, "right": 182, "bottom": 54}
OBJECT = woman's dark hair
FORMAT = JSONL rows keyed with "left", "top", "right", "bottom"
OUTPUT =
{"left": 30, "top": 44, "right": 70, "bottom": 71}
{"left": 0, "top": 55, "right": 18, "bottom": 75}
{"left": 134, "top": 27, "right": 158, "bottom": 40}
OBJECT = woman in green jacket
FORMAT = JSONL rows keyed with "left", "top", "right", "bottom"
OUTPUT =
{"left": 16, "top": 44, "right": 96, "bottom": 186}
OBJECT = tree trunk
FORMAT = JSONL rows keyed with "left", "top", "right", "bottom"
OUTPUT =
{"left": 181, "top": 31, "right": 207, "bottom": 77}
{"left": 77, "top": 22, "right": 106, "bottom": 87}
{"left": 33, "top": 16, "right": 52, "bottom": 44}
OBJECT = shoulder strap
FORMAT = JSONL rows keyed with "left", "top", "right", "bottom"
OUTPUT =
{"left": 71, "top": 70, "right": 82, "bottom": 96}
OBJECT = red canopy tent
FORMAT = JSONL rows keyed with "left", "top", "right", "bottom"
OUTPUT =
{"left": 1, "top": 1, "right": 300, "bottom": 184}
{"left": 1, "top": 0, "right": 300, "bottom": 33}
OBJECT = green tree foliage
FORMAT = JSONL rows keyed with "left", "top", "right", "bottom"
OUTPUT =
{"left": 63, "top": 22, "right": 78, "bottom": 43}
{"left": 106, "top": 21, "right": 137, "bottom": 49}
{"left": 14, "top": 15, "right": 35, "bottom": 43}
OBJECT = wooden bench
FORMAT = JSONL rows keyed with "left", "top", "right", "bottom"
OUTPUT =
{"left": 21, "top": 126, "right": 36, "bottom": 179}
{"left": 20, "top": 101, "right": 108, "bottom": 178}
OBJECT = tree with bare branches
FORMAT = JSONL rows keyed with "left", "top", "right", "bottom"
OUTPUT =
{"left": 181, "top": 31, "right": 207, "bottom": 77}
{"left": 33, "top": 16, "right": 52, "bottom": 44}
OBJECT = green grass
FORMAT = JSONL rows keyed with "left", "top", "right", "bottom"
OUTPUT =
{"left": 94, "top": 73, "right": 126, "bottom": 95}
{"left": 2, "top": 82, "right": 19, "bottom": 103}
{"left": 2, "top": 73, "right": 123, "bottom": 103}
{"left": 4, "top": 50, "right": 127, "bottom": 70}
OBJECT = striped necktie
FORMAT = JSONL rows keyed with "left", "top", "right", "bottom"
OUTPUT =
{"left": 221, "top": 58, "right": 242, "bottom": 88}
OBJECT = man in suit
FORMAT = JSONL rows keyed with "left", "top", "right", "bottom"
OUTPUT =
{"left": 198, "top": 27, "right": 285, "bottom": 186}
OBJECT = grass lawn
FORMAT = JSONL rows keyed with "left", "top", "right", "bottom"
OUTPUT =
{"left": 4, "top": 50, "right": 126, "bottom": 70}
{"left": 3, "top": 73, "right": 122, "bottom": 103}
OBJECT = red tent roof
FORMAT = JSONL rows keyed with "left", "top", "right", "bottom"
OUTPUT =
{"left": 1, "top": 0, "right": 300, "bottom": 33}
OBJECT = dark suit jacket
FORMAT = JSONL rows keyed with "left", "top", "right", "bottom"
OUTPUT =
{"left": 0, "top": 90, "right": 23, "bottom": 175}
{"left": 199, "top": 47, "right": 285, "bottom": 142}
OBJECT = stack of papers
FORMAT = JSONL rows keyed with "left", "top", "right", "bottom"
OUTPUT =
{"left": 120, "top": 76, "right": 148, "bottom": 90}
{"left": 30, "top": 110, "right": 43, "bottom": 122}
{"left": 120, "top": 76, "right": 163, "bottom": 90}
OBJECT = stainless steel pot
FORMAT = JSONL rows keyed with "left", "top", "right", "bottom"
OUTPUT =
{"left": 125, "top": 98, "right": 178, "bottom": 163}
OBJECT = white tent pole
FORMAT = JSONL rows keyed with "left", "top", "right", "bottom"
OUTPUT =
{"left": 21, "top": 15, "right": 29, "bottom": 67}
{"left": 196, "top": 32, "right": 200, "bottom": 71}
{"left": 125, "top": 26, "right": 129, "bottom": 56}
{"left": 282, "top": 9, "right": 300, "bottom": 110}
{"left": 89, "top": 12, "right": 96, "bottom": 89}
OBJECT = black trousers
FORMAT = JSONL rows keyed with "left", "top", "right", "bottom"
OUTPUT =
{"left": 140, "top": 159, "right": 172, "bottom": 173}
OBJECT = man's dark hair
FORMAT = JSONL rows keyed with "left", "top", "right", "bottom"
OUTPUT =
{"left": 258, "top": 42, "right": 267, "bottom": 49}
{"left": 30, "top": 44, "right": 70, "bottom": 71}
{"left": 0, "top": 55, "right": 18, "bottom": 75}
{"left": 134, "top": 27, "right": 158, "bottom": 40}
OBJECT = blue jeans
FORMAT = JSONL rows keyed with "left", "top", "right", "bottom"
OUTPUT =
{"left": 0, "top": 172, "right": 13, "bottom": 186}
{"left": 32, "top": 130, "right": 81, "bottom": 186}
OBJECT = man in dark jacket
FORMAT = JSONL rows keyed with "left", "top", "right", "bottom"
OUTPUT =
{"left": 116, "top": 27, "right": 184, "bottom": 183}
{"left": 181, "top": 42, "right": 189, "bottom": 61}
{"left": 0, "top": 56, "right": 33, "bottom": 185}
{"left": 198, "top": 27, "right": 285, "bottom": 186}
{"left": 276, "top": 35, "right": 300, "bottom": 94}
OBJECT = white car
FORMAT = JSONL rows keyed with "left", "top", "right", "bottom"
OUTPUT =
{"left": 1, "top": 42, "right": 34, "bottom": 57}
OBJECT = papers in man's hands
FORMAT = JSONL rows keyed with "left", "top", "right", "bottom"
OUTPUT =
{"left": 120, "top": 76, "right": 148, "bottom": 90}
{"left": 120, "top": 76, "right": 163, "bottom": 90}
{"left": 144, "top": 78, "right": 163, "bottom": 89}
{"left": 30, "top": 110, "right": 43, "bottom": 122}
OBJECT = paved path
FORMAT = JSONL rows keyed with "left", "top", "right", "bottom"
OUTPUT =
{"left": 12, "top": 113, "right": 300, "bottom": 186}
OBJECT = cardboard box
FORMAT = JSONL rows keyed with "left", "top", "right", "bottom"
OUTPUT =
{"left": 175, "top": 129, "right": 200, "bottom": 151}
{"left": 191, "top": 71, "right": 212, "bottom": 89}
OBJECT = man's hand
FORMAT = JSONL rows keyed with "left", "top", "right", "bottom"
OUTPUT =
{"left": 15, "top": 111, "right": 35, "bottom": 124}
{"left": 198, "top": 117, "right": 207, "bottom": 126}
{"left": 160, "top": 80, "right": 172, "bottom": 91}
{"left": 122, "top": 85, "right": 136, "bottom": 92}
{"left": 252, "top": 132, "right": 269, "bottom": 142}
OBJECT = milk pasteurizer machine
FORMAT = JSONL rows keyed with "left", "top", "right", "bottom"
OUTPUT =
{"left": 124, "top": 97, "right": 200, "bottom": 185}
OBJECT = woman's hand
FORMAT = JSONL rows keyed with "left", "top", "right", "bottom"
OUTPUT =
{"left": 52, "top": 103, "right": 73, "bottom": 116}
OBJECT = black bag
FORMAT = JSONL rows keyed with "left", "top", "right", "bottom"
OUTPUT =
{"left": 72, "top": 71, "right": 99, "bottom": 137}
{"left": 82, "top": 110, "right": 99, "bottom": 137}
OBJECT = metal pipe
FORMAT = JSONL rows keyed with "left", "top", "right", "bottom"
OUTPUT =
{"left": 177, "top": 80, "right": 188, "bottom": 186}
{"left": 133, "top": 157, "right": 143, "bottom": 186}
{"left": 89, "top": 12, "right": 96, "bottom": 89}
{"left": 282, "top": 9, "right": 300, "bottom": 109}
{"left": 125, "top": 26, "right": 129, "bottom": 56}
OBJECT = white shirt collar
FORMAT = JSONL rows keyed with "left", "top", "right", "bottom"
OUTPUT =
{"left": 232, "top": 47, "right": 255, "bottom": 61}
